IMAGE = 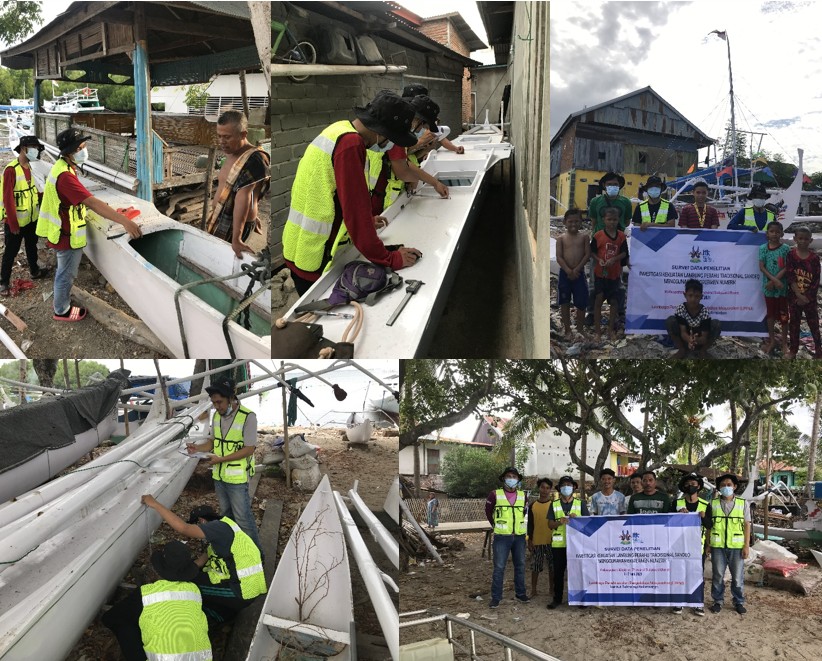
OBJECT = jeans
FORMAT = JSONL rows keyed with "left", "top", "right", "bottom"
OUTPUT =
{"left": 491, "top": 534, "right": 526, "bottom": 602}
{"left": 1, "top": 222, "right": 41, "bottom": 286}
{"left": 711, "top": 547, "right": 745, "bottom": 606}
{"left": 213, "top": 479, "right": 262, "bottom": 551}
{"left": 53, "top": 247, "right": 83, "bottom": 315}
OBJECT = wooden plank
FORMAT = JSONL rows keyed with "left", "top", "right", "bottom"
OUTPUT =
{"left": 221, "top": 498, "right": 283, "bottom": 661}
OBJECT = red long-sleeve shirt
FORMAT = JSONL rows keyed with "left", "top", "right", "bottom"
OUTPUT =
{"left": 2, "top": 163, "right": 34, "bottom": 233}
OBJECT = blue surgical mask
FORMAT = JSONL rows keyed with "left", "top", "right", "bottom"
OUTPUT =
{"left": 224, "top": 404, "right": 234, "bottom": 417}
{"left": 73, "top": 147, "right": 88, "bottom": 165}
{"left": 560, "top": 486, "right": 573, "bottom": 497}
{"left": 719, "top": 486, "right": 735, "bottom": 497}
{"left": 25, "top": 147, "right": 39, "bottom": 161}
{"left": 605, "top": 185, "right": 620, "bottom": 197}
{"left": 648, "top": 187, "right": 662, "bottom": 198}
{"left": 753, "top": 198, "right": 766, "bottom": 208}
{"left": 369, "top": 140, "right": 393, "bottom": 153}
{"left": 414, "top": 127, "right": 426, "bottom": 139}
{"left": 504, "top": 478, "right": 519, "bottom": 489}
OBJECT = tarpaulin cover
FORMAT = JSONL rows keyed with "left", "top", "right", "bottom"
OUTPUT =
{"left": 0, "top": 369, "right": 130, "bottom": 475}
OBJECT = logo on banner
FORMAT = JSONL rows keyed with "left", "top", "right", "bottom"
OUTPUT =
{"left": 619, "top": 529, "right": 643, "bottom": 545}
{"left": 689, "top": 247, "right": 713, "bottom": 264}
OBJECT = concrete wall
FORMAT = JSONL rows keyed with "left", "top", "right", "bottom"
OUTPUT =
{"left": 269, "top": 2, "right": 464, "bottom": 263}
{"left": 472, "top": 64, "right": 509, "bottom": 124}
{"left": 508, "top": 1, "right": 550, "bottom": 357}
{"left": 523, "top": 428, "right": 615, "bottom": 479}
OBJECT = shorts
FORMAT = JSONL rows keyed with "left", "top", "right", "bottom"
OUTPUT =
{"left": 765, "top": 295, "right": 789, "bottom": 324}
{"left": 558, "top": 270, "right": 589, "bottom": 309}
{"left": 531, "top": 544, "right": 552, "bottom": 573}
{"left": 593, "top": 276, "right": 622, "bottom": 305}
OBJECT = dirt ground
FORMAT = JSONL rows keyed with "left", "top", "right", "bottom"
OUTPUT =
{"left": 65, "top": 424, "right": 398, "bottom": 661}
{"left": 400, "top": 532, "right": 822, "bottom": 660}
{"left": 0, "top": 151, "right": 270, "bottom": 359}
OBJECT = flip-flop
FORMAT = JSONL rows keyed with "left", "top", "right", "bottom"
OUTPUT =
{"left": 53, "top": 305, "right": 87, "bottom": 322}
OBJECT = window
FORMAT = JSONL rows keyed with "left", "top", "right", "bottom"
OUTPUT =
{"left": 427, "top": 449, "right": 441, "bottom": 475}
{"left": 638, "top": 152, "right": 648, "bottom": 164}
{"left": 598, "top": 151, "right": 606, "bottom": 160}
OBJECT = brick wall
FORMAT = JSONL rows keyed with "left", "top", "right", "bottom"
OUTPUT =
{"left": 418, "top": 17, "right": 472, "bottom": 125}
{"left": 269, "top": 5, "right": 464, "bottom": 265}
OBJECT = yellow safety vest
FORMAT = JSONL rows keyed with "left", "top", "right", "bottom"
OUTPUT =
{"left": 676, "top": 497, "right": 709, "bottom": 549}
{"left": 36, "top": 158, "right": 86, "bottom": 248}
{"left": 212, "top": 405, "right": 255, "bottom": 485}
{"left": 203, "top": 516, "right": 266, "bottom": 600}
{"left": 1, "top": 159, "right": 39, "bottom": 227}
{"left": 139, "top": 580, "right": 212, "bottom": 661}
{"left": 493, "top": 489, "right": 527, "bottom": 536}
{"left": 283, "top": 120, "right": 367, "bottom": 273}
{"left": 743, "top": 206, "right": 775, "bottom": 229}
{"left": 551, "top": 498, "right": 582, "bottom": 548}
{"left": 639, "top": 199, "right": 670, "bottom": 224}
{"left": 710, "top": 497, "right": 746, "bottom": 549}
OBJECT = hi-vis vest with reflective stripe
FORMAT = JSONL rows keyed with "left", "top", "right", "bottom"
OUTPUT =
{"left": 1, "top": 160, "right": 39, "bottom": 227}
{"left": 676, "top": 497, "right": 709, "bottom": 548}
{"left": 139, "top": 579, "right": 212, "bottom": 661}
{"left": 551, "top": 498, "right": 582, "bottom": 548}
{"left": 743, "top": 206, "right": 775, "bottom": 229}
{"left": 493, "top": 489, "right": 526, "bottom": 536}
{"left": 36, "top": 158, "right": 86, "bottom": 248}
{"left": 203, "top": 516, "right": 266, "bottom": 600}
{"left": 283, "top": 120, "right": 363, "bottom": 273}
{"left": 639, "top": 199, "right": 670, "bottom": 224}
{"left": 212, "top": 405, "right": 254, "bottom": 484}
{"left": 710, "top": 497, "right": 746, "bottom": 549}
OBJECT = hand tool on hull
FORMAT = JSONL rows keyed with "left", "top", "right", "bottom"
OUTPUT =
{"left": 386, "top": 280, "right": 423, "bottom": 326}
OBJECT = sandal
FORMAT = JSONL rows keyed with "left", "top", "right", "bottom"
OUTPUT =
{"left": 53, "top": 305, "right": 87, "bottom": 322}
{"left": 0, "top": 285, "right": 8, "bottom": 297}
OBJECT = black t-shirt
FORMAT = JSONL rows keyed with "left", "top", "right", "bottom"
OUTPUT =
{"left": 198, "top": 519, "right": 240, "bottom": 594}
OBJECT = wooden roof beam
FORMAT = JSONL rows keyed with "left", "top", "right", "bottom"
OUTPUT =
{"left": 143, "top": 14, "right": 249, "bottom": 40}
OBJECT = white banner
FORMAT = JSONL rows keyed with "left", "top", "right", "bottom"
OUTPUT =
{"left": 626, "top": 227, "right": 767, "bottom": 336}
{"left": 567, "top": 513, "right": 703, "bottom": 607}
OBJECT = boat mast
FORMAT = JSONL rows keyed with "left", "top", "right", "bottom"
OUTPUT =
{"left": 724, "top": 31, "right": 739, "bottom": 190}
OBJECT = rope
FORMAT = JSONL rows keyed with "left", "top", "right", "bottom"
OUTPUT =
{"left": 341, "top": 302, "right": 363, "bottom": 344}
{"left": 0, "top": 545, "right": 41, "bottom": 565}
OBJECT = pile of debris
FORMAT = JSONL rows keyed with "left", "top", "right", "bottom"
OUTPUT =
{"left": 740, "top": 539, "right": 822, "bottom": 596}
{"left": 156, "top": 186, "right": 207, "bottom": 225}
{"left": 260, "top": 432, "right": 323, "bottom": 491}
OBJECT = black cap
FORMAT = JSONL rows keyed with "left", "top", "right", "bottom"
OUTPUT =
{"left": 150, "top": 540, "right": 200, "bottom": 582}
{"left": 716, "top": 473, "right": 739, "bottom": 487}
{"left": 499, "top": 466, "right": 523, "bottom": 481}
{"left": 558, "top": 475, "right": 574, "bottom": 487}
{"left": 678, "top": 472, "right": 704, "bottom": 491}
{"left": 600, "top": 172, "right": 625, "bottom": 189}
{"left": 749, "top": 183, "right": 769, "bottom": 199}
{"left": 353, "top": 92, "right": 417, "bottom": 148}
{"left": 409, "top": 95, "right": 439, "bottom": 129}
{"left": 205, "top": 379, "right": 235, "bottom": 399}
{"left": 188, "top": 504, "right": 219, "bottom": 523}
{"left": 645, "top": 175, "right": 667, "bottom": 192}
{"left": 14, "top": 135, "right": 43, "bottom": 154}
{"left": 56, "top": 127, "right": 93, "bottom": 156}
{"left": 402, "top": 83, "right": 428, "bottom": 98}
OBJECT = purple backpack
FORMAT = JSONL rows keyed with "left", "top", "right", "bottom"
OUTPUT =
{"left": 295, "top": 260, "right": 403, "bottom": 314}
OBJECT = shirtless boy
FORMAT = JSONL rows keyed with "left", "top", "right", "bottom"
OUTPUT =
{"left": 555, "top": 209, "right": 590, "bottom": 337}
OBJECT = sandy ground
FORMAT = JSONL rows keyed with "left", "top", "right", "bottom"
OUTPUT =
{"left": 0, "top": 151, "right": 270, "bottom": 359}
{"left": 400, "top": 532, "right": 822, "bottom": 660}
{"left": 64, "top": 424, "right": 398, "bottom": 661}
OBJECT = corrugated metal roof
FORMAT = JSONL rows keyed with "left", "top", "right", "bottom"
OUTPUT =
{"left": 188, "top": 1, "right": 251, "bottom": 20}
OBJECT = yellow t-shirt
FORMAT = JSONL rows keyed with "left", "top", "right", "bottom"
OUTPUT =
{"left": 529, "top": 500, "right": 553, "bottom": 546}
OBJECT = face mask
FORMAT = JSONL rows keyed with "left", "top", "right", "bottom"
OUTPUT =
{"left": 414, "top": 126, "right": 426, "bottom": 139}
{"left": 647, "top": 187, "right": 662, "bottom": 198}
{"left": 504, "top": 477, "right": 519, "bottom": 489}
{"left": 560, "top": 486, "right": 573, "bottom": 497}
{"left": 73, "top": 147, "right": 88, "bottom": 165}
{"left": 369, "top": 140, "right": 393, "bottom": 153}
{"left": 719, "top": 486, "right": 734, "bottom": 497}
{"left": 605, "top": 185, "right": 620, "bottom": 197}
{"left": 224, "top": 404, "right": 234, "bottom": 417}
{"left": 753, "top": 198, "right": 766, "bottom": 208}
{"left": 25, "top": 147, "right": 39, "bottom": 161}
{"left": 683, "top": 485, "right": 699, "bottom": 495}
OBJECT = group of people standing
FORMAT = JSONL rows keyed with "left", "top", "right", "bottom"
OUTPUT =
{"left": 486, "top": 467, "right": 751, "bottom": 616}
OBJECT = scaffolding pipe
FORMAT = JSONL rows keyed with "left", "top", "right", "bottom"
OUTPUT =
{"left": 272, "top": 64, "right": 406, "bottom": 77}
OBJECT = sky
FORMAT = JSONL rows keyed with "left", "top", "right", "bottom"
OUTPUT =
{"left": 551, "top": 0, "right": 822, "bottom": 173}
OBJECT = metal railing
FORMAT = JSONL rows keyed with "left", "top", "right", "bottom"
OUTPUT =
{"left": 399, "top": 611, "right": 561, "bottom": 661}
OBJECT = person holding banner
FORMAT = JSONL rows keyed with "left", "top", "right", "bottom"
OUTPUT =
{"left": 632, "top": 175, "right": 677, "bottom": 231}
{"left": 678, "top": 180, "right": 720, "bottom": 229}
{"left": 727, "top": 183, "right": 774, "bottom": 232}
{"left": 526, "top": 478, "right": 554, "bottom": 597}
{"left": 672, "top": 473, "right": 712, "bottom": 616}
{"left": 486, "top": 467, "right": 530, "bottom": 608}
{"left": 627, "top": 470, "right": 671, "bottom": 514}
{"left": 546, "top": 475, "right": 589, "bottom": 609}
{"left": 709, "top": 473, "right": 750, "bottom": 615}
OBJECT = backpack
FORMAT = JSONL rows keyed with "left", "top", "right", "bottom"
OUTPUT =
{"left": 295, "top": 260, "right": 402, "bottom": 314}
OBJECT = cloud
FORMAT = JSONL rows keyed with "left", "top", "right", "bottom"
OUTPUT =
{"left": 760, "top": 117, "right": 801, "bottom": 128}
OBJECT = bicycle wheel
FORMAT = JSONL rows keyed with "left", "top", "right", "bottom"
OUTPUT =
{"left": 285, "top": 40, "right": 317, "bottom": 83}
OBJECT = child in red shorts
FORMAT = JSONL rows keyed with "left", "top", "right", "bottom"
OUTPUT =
{"left": 786, "top": 226, "right": 821, "bottom": 358}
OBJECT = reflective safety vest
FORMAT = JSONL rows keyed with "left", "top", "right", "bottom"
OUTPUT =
{"left": 203, "top": 516, "right": 267, "bottom": 600}
{"left": 212, "top": 405, "right": 254, "bottom": 484}
{"left": 283, "top": 120, "right": 366, "bottom": 273}
{"left": 710, "top": 497, "right": 747, "bottom": 549}
{"left": 36, "top": 158, "right": 86, "bottom": 248}
{"left": 493, "top": 489, "right": 527, "bottom": 536}
{"left": 639, "top": 199, "right": 670, "bottom": 224}
{"left": 139, "top": 580, "right": 212, "bottom": 661}
{"left": 1, "top": 159, "right": 39, "bottom": 227}
{"left": 551, "top": 498, "right": 582, "bottom": 548}
{"left": 743, "top": 206, "right": 775, "bottom": 230}
{"left": 676, "top": 497, "right": 709, "bottom": 549}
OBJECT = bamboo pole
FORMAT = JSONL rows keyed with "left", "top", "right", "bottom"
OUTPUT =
{"left": 763, "top": 420, "right": 772, "bottom": 539}
{"left": 74, "top": 359, "right": 80, "bottom": 388}
{"left": 61, "top": 358, "right": 70, "bottom": 389}
{"left": 281, "top": 361, "right": 290, "bottom": 489}
{"left": 120, "top": 358, "right": 130, "bottom": 436}
{"left": 153, "top": 359, "right": 171, "bottom": 420}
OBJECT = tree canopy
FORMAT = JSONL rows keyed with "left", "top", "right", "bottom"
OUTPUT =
{"left": 0, "top": 1, "right": 41, "bottom": 48}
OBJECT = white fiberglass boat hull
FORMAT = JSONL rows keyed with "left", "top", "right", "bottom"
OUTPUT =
{"left": 346, "top": 417, "right": 372, "bottom": 444}
{"left": 283, "top": 144, "right": 512, "bottom": 357}
{"left": 246, "top": 474, "right": 353, "bottom": 661}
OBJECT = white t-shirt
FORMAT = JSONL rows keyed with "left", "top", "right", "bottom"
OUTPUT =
{"left": 590, "top": 490, "right": 627, "bottom": 515}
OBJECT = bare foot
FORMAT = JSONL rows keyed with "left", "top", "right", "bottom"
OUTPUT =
{"left": 785, "top": 352, "right": 796, "bottom": 360}
{"left": 761, "top": 339, "right": 774, "bottom": 354}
